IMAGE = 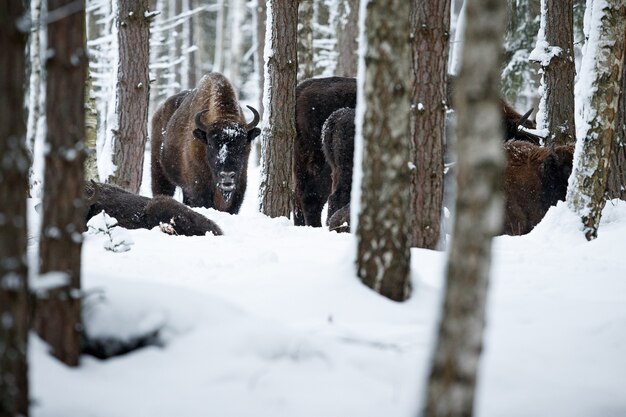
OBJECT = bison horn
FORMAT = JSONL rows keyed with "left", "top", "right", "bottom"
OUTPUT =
{"left": 194, "top": 109, "right": 210, "bottom": 131}
{"left": 245, "top": 105, "right": 260, "bottom": 130}
{"left": 517, "top": 108, "right": 534, "bottom": 130}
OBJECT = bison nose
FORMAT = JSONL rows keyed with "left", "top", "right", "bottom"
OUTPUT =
{"left": 219, "top": 171, "right": 236, "bottom": 183}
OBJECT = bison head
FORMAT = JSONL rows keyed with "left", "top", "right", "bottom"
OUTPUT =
{"left": 192, "top": 106, "right": 261, "bottom": 201}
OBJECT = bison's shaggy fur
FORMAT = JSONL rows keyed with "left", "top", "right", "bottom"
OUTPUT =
{"left": 85, "top": 181, "right": 223, "bottom": 236}
{"left": 294, "top": 77, "right": 357, "bottom": 227}
{"left": 151, "top": 73, "right": 260, "bottom": 213}
{"left": 503, "top": 140, "right": 574, "bottom": 235}
{"left": 321, "top": 107, "right": 355, "bottom": 224}
{"left": 328, "top": 204, "right": 351, "bottom": 233}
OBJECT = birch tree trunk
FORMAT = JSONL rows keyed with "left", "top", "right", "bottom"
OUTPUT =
{"left": 259, "top": 0, "right": 297, "bottom": 218}
{"left": 409, "top": 0, "right": 450, "bottom": 249}
{"left": 0, "top": 2, "right": 30, "bottom": 414}
{"left": 531, "top": 0, "right": 576, "bottom": 145}
{"left": 355, "top": 0, "right": 412, "bottom": 302}
{"left": 213, "top": 0, "right": 227, "bottom": 74}
{"left": 297, "top": 0, "right": 315, "bottom": 82}
{"left": 423, "top": 0, "right": 507, "bottom": 414}
{"left": 606, "top": 50, "right": 626, "bottom": 199}
{"left": 26, "top": 0, "right": 43, "bottom": 162}
{"left": 335, "top": 0, "right": 359, "bottom": 77}
{"left": 567, "top": 0, "right": 626, "bottom": 240}
{"left": 110, "top": 0, "right": 151, "bottom": 193}
{"left": 36, "top": 0, "right": 87, "bottom": 368}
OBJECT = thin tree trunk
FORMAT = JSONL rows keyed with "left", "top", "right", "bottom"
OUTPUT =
{"left": 26, "top": 0, "right": 43, "bottom": 164}
{"left": 607, "top": 50, "right": 626, "bottom": 199}
{"left": 0, "top": 2, "right": 29, "bottom": 415}
{"left": 229, "top": 0, "right": 244, "bottom": 89}
{"left": 85, "top": 76, "right": 99, "bottom": 181}
{"left": 355, "top": 0, "right": 412, "bottom": 302}
{"left": 110, "top": 0, "right": 151, "bottom": 192}
{"left": 410, "top": 0, "right": 450, "bottom": 249}
{"left": 297, "top": 0, "right": 314, "bottom": 82}
{"left": 567, "top": 0, "right": 626, "bottom": 240}
{"left": 36, "top": 0, "right": 87, "bottom": 368}
{"left": 532, "top": 0, "right": 576, "bottom": 145}
{"left": 253, "top": 0, "right": 266, "bottom": 166}
{"left": 213, "top": 0, "right": 227, "bottom": 73}
{"left": 259, "top": 0, "right": 297, "bottom": 218}
{"left": 335, "top": 0, "right": 359, "bottom": 77}
{"left": 423, "top": 0, "right": 507, "bottom": 415}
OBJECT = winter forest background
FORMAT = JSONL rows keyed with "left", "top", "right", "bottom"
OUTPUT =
{"left": 1, "top": 0, "right": 626, "bottom": 416}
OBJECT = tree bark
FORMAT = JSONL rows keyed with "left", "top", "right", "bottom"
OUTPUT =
{"left": 532, "top": 0, "right": 576, "bottom": 145}
{"left": 335, "top": 0, "right": 359, "bottom": 77}
{"left": 607, "top": 49, "right": 626, "bottom": 199}
{"left": 409, "top": 0, "right": 450, "bottom": 249}
{"left": 355, "top": 0, "right": 412, "bottom": 302}
{"left": 258, "top": 0, "right": 297, "bottom": 218}
{"left": 423, "top": 0, "right": 507, "bottom": 415}
{"left": 253, "top": 0, "right": 267, "bottom": 166}
{"left": 110, "top": 0, "right": 151, "bottom": 193}
{"left": 213, "top": 0, "right": 227, "bottom": 74}
{"left": 567, "top": 0, "right": 626, "bottom": 240}
{"left": 35, "top": 0, "right": 87, "bottom": 368}
{"left": 297, "top": 0, "right": 315, "bottom": 82}
{"left": 0, "top": 2, "right": 30, "bottom": 415}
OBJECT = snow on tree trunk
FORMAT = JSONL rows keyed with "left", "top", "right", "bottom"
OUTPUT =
{"left": 258, "top": 0, "right": 297, "bottom": 218}
{"left": 448, "top": 0, "right": 466, "bottom": 75}
{"left": 110, "top": 0, "right": 151, "bottom": 193}
{"left": 36, "top": 0, "right": 88, "bottom": 368}
{"left": 355, "top": 0, "right": 412, "bottom": 302}
{"left": 567, "top": 0, "right": 626, "bottom": 241}
{"left": 85, "top": 76, "right": 99, "bottom": 182}
{"left": 606, "top": 49, "right": 626, "bottom": 199}
{"left": 297, "top": 0, "right": 315, "bottom": 82}
{"left": 409, "top": 0, "right": 450, "bottom": 250}
{"left": 26, "top": 0, "right": 43, "bottom": 166}
{"left": 423, "top": 0, "right": 507, "bottom": 414}
{"left": 252, "top": 0, "right": 267, "bottom": 166}
{"left": 502, "top": 0, "right": 541, "bottom": 113}
{"left": 0, "top": 2, "right": 30, "bottom": 414}
{"left": 334, "top": 0, "right": 359, "bottom": 77}
{"left": 529, "top": 0, "right": 576, "bottom": 145}
{"left": 229, "top": 0, "right": 244, "bottom": 89}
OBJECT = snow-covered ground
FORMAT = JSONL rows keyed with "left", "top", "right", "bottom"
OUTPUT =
{"left": 29, "top": 165, "right": 626, "bottom": 417}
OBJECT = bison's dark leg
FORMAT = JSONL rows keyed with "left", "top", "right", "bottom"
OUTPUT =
{"left": 298, "top": 164, "right": 332, "bottom": 227}
{"left": 151, "top": 158, "right": 176, "bottom": 197}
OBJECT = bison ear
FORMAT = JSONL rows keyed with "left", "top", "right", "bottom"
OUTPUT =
{"left": 193, "top": 129, "right": 207, "bottom": 144}
{"left": 247, "top": 127, "right": 261, "bottom": 142}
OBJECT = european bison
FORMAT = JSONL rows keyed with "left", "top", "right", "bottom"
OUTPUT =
{"left": 151, "top": 73, "right": 261, "bottom": 213}
{"left": 321, "top": 107, "right": 355, "bottom": 224}
{"left": 294, "top": 76, "right": 357, "bottom": 227}
{"left": 328, "top": 203, "right": 351, "bottom": 233}
{"left": 503, "top": 140, "right": 574, "bottom": 235}
{"left": 293, "top": 76, "right": 539, "bottom": 227}
{"left": 85, "top": 181, "right": 223, "bottom": 236}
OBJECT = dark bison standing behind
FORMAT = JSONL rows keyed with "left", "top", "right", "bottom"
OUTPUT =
{"left": 321, "top": 107, "right": 356, "bottom": 224}
{"left": 151, "top": 73, "right": 261, "bottom": 213}
{"left": 503, "top": 140, "right": 574, "bottom": 235}
{"left": 294, "top": 77, "right": 357, "bottom": 227}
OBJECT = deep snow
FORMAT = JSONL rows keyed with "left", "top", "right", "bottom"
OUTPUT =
{"left": 28, "top": 165, "right": 626, "bottom": 417}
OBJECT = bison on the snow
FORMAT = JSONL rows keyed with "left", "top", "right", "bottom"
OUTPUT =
{"left": 151, "top": 73, "right": 261, "bottom": 213}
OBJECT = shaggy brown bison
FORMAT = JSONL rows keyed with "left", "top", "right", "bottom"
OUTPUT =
{"left": 321, "top": 107, "right": 355, "bottom": 224}
{"left": 85, "top": 181, "right": 223, "bottom": 236}
{"left": 293, "top": 76, "right": 539, "bottom": 227}
{"left": 151, "top": 73, "right": 261, "bottom": 213}
{"left": 503, "top": 140, "right": 574, "bottom": 235}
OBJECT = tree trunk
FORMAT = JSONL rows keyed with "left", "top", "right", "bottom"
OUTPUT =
{"left": 35, "top": 0, "right": 87, "bottom": 368}
{"left": 0, "top": 2, "right": 29, "bottom": 415}
{"left": 297, "top": 0, "right": 315, "bottom": 82}
{"left": 355, "top": 0, "right": 412, "bottom": 302}
{"left": 423, "top": 0, "right": 507, "bottom": 415}
{"left": 258, "top": 0, "right": 297, "bottom": 218}
{"left": 335, "top": 0, "right": 359, "bottom": 77}
{"left": 531, "top": 0, "right": 576, "bottom": 145}
{"left": 110, "top": 0, "right": 151, "bottom": 193}
{"left": 26, "top": 0, "right": 43, "bottom": 166}
{"left": 567, "top": 0, "right": 626, "bottom": 240}
{"left": 84, "top": 76, "right": 99, "bottom": 182}
{"left": 606, "top": 49, "right": 626, "bottom": 199}
{"left": 213, "top": 0, "right": 227, "bottom": 73}
{"left": 409, "top": 0, "right": 450, "bottom": 249}
{"left": 229, "top": 0, "right": 244, "bottom": 89}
